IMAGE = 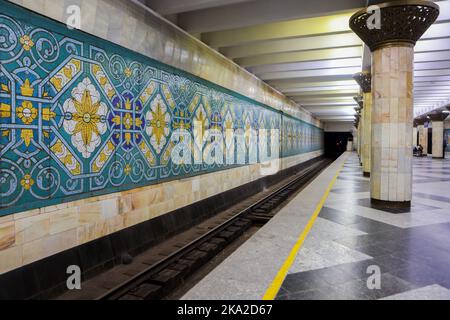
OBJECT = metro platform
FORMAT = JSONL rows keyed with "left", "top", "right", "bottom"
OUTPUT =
{"left": 183, "top": 152, "right": 450, "bottom": 300}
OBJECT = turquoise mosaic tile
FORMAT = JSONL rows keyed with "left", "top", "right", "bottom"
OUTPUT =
{"left": 0, "top": 0, "right": 323, "bottom": 216}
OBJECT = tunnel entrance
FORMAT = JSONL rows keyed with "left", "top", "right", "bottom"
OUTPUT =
{"left": 324, "top": 132, "right": 352, "bottom": 159}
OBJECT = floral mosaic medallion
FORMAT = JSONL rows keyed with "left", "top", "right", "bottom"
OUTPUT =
{"left": 146, "top": 94, "right": 171, "bottom": 154}
{"left": 62, "top": 78, "right": 108, "bottom": 158}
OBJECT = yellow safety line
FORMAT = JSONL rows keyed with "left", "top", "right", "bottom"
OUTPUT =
{"left": 262, "top": 158, "right": 346, "bottom": 300}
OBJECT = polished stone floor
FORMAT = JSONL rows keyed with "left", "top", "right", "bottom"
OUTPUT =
{"left": 277, "top": 153, "right": 450, "bottom": 300}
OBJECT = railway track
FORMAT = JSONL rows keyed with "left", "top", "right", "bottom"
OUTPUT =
{"left": 92, "top": 159, "right": 331, "bottom": 300}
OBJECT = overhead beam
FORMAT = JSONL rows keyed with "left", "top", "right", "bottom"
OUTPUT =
{"left": 221, "top": 33, "right": 362, "bottom": 58}
{"left": 236, "top": 46, "right": 362, "bottom": 67}
{"left": 316, "top": 115, "right": 356, "bottom": 121}
{"left": 415, "top": 50, "right": 450, "bottom": 62}
{"left": 297, "top": 99, "right": 357, "bottom": 104}
{"left": 415, "top": 61, "right": 450, "bottom": 70}
{"left": 282, "top": 85, "right": 360, "bottom": 93}
{"left": 422, "top": 22, "right": 450, "bottom": 39}
{"left": 416, "top": 69, "right": 450, "bottom": 77}
{"left": 416, "top": 38, "right": 450, "bottom": 52}
{"left": 289, "top": 90, "right": 359, "bottom": 98}
{"left": 299, "top": 102, "right": 358, "bottom": 107}
{"left": 414, "top": 75, "right": 450, "bottom": 82}
{"left": 414, "top": 86, "right": 450, "bottom": 91}
{"left": 289, "top": 92, "right": 357, "bottom": 99}
{"left": 201, "top": 12, "right": 355, "bottom": 48}
{"left": 178, "top": 0, "right": 365, "bottom": 33}
{"left": 267, "top": 80, "right": 358, "bottom": 90}
{"left": 302, "top": 105, "right": 357, "bottom": 113}
{"left": 144, "top": 0, "right": 254, "bottom": 15}
{"left": 248, "top": 58, "right": 362, "bottom": 74}
{"left": 258, "top": 66, "right": 362, "bottom": 81}
{"left": 415, "top": 81, "right": 450, "bottom": 87}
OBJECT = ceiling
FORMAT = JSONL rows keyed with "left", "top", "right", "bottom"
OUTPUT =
{"left": 142, "top": 0, "right": 450, "bottom": 122}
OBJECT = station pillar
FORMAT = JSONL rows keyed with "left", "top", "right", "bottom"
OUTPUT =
{"left": 413, "top": 120, "right": 418, "bottom": 147}
{"left": 354, "top": 106, "right": 361, "bottom": 155}
{"left": 349, "top": 0, "right": 439, "bottom": 208}
{"left": 354, "top": 72, "right": 372, "bottom": 177}
{"left": 417, "top": 118, "right": 428, "bottom": 155}
{"left": 354, "top": 96, "right": 363, "bottom": 164}
{"left": 430, "top": 113, "right": 448, "bottom": 159}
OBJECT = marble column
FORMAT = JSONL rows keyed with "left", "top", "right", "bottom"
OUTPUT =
{"left": 354, "top": 106, "right": 361, "bottom": 155}
{"left": 417, "top": 118, "right": 428, "bottom": 154}
{"left": 354, "top": 73, "right": 372, "bottom": 177}
{"left": 355, "top": 114, "right": 361, "bottom": 158}
{"left": 358, "top": 112, "right": 361, "bottom": 157}
{"left": 358, "top": 117, "right": 362, "bottom": 161}
{"left": 354, "top": 97, "right": 363, "bottom": 164}
{"left": 413, "top": 120, "right": 418, "bottom": 147}
{"left": 349, "top": 0, "right": 439, "bottom": 207}
{"left": 430, "top": 113, "right": 448, "bottom": 159}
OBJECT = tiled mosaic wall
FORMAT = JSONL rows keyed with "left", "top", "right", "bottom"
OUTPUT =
{"left": 0, "top": 4, "right": 323, "bottom": 216}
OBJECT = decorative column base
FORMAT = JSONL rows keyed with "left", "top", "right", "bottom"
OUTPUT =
{"left": 371, "top": 198, "right": 411, "bottom": 212}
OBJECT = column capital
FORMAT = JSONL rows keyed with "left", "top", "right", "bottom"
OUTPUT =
{"left": 353, "top": 72, "right": 372, "bottom": 93}
{"left": 353, "top": 95, "right": 364, "bottom": 108}
{"left": 428, "top": 112, "right": 448, "bottom": 122}
{"left": 349, "top": 1, "right": 439, "bottom": 52}
{"left": 415, "top": 117, "right": 427, "bottom": 125}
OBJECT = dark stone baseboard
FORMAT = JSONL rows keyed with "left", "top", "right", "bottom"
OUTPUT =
{"left": 0, "top": 155, "right": 323, "bottom": 300}
{"left": 363, "top": 171, "right": 370, "bottom": 177}
{"left": 370, "top": 198, "right": 411, "bottom": 213}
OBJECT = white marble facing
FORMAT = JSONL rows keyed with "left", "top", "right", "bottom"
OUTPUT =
{"left": 371, "top": 46, "right": 414, "bottom": 202}
{"left": 418, "top": 124, "right": 428, "bottom": 154}
{"left": 432, "top": 121, "right": 444, "bottom": 158}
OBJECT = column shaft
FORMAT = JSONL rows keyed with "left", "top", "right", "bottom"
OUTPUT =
{"left": 356, "top": 126, "right": 359, "bottom": 156}
{"left": 432, "top": 121, "right": 444, "bottom": 158}
{"left": 360, "top": 108, "right": 365, "bottom": 165}
{"left": 371, "top": 46, "right": 413, "bottom": 204}
{"left": 357, "top": 123, "right": 361, "bottom": 160}
{"left": 418, "top": 124, "right": 428, "bottom": 154}
{"left": 362, "top": 92, "right": 372, "bottom": 177}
